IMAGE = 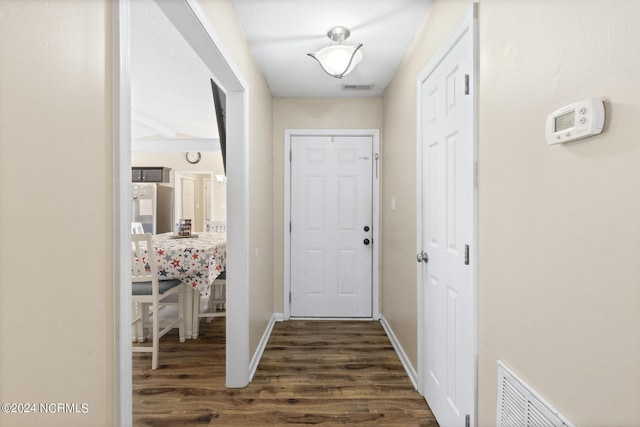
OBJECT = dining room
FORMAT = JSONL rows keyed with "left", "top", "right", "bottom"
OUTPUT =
{"left": 130, "top": 152, "right": 228, "bottom": 346}
{"left": 129, "top": 0, "right": 231, "bottom": 394}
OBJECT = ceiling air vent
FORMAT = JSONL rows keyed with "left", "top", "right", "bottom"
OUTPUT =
{"left": 341, "top": 84, "right": 373, "bottom": 91}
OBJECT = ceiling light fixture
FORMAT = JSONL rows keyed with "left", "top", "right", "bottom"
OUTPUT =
{"left": 307, "top": 26, "right": 363, "bottom": 79}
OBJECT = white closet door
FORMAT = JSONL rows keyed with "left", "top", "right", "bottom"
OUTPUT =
{"left": 419, "top": 16, "right": 475, "bottom": 426}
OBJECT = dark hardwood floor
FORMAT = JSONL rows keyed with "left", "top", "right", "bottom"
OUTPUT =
{"left": 133, "top": 318, "right": 438, "bottom": 426}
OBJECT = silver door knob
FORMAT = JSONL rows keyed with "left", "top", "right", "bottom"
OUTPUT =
{"left": 416, "top": 251, "right": 429, "bottom": 263}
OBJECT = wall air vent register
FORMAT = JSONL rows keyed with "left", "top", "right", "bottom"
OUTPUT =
{"left": 497, "top": 361, "right": 574, "bottom": 427}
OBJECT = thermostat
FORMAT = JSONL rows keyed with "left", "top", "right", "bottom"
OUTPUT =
{"left": 546, "top": 98, "right": 605, "bottom": 145}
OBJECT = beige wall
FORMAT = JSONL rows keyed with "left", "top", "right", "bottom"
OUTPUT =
{"left": 132, "top": 152, "right": 227, "bottom": 229}
{"left": 0, "top": 1, "right": 114, "bottom": 426}
{"left": 197, "top": 0, "right": 274, "bottom": 356}
{"left": 272, "top": 98, "right": 384, "bottom": 312}
{"left": 383, "top": 0, "right": 640, "bottom": 425}
{"left": 131, "top": 151, "right": 224, "bottom": 184}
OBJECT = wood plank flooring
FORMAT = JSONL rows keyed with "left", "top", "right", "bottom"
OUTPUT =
{"left": 133, "top": 319, "right": 438, "bottom": 426}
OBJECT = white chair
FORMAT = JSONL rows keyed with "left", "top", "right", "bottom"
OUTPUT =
{"left": 205, "top": 220, "right": 226, "bottom": 233}
{"left": 131, "top": 233, "right": 185, "bottom": 370}
{"left": 131, "top": 222, "right": 144, "bottom": 234}
{"left": 205, "top": 221, "right": 226, "bottom": 319}
{"left": 208, "top": 271, "right": 226, "bottom": 314}
{"left": 189, "top": 270, "right": 226, "bottom": 339}
{"left": 131, "top": 222, "right": 147, "bottom": 342}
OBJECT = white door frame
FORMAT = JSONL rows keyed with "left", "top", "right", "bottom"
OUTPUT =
{"left": 178, "top": 175, "right": 196, "bottom": 220}
{"left": 203, "top": 177, "right": 212, "bottom": 225}
{"left": 114, "top": 0, "right": 250, "bottom": 424}
{"left": 416, "top": 3, "right": 478, "bottom": 425}
{"left": 174, "top": 171, "right": 214, "bottom": 231}
{"left": 283, "top": 129, "right": 380, "bottom": 320}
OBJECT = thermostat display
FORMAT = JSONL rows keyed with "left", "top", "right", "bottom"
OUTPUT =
{"left": 554, "top": 110, "right": 575, "bottom": 132}
{"left": 546, "top": 98, "right": 605, "bottom": 145}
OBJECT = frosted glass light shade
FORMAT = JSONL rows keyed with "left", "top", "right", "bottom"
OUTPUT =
{"left": 309, "top": 43, "right": 363, "bottom": 78}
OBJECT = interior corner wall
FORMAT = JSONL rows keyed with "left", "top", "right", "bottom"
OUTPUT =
{"left": 196, "top": 0, "right": 274, "bottom": 357}
{"left": 0, "top": 1, "right": 114, "bottom": 426}
{"left": 272, "top": 98, "right": 384, "bottom": 313}
{"left": 383, "top": 0, "right": 640, "bottom": 425}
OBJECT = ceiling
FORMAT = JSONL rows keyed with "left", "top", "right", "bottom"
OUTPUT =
{"left": 130, "top": 0, "right": 431, "bottom": 147}
{"left": 131, "top": 0, "right": 219, "bottom": 143}
{"left": 231, "top": 0, "right": 432, "bottom": 98}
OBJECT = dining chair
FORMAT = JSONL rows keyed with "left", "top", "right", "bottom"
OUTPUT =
{"left": 131, "top": 221, "right": 147, "bottom": 342}
{"left": 201, "top": 271, "right": 226, "bottom": 324}
{"left": 131, "top": 233, "right": 185, "bottom": 370}
{"left": 205, "top": 220, "right": 226, "bottom": 233}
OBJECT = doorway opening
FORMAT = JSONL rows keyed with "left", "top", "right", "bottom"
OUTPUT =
{"left": 114, "top": 0, "right": 250, "bottom": 424}
{"left": 174, "top": 170, "right": 225, "bottom": 232}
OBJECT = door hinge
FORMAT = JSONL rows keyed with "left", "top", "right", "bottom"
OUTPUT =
{"left": 464, "top": 245, "right": 470, "bottom": 265}
{"left": 465, "top": 74, "right": 470, "bottom": 95}
{"left": 465, "top": 414, "right": 470, "bottom": 427}
{"left": 289, "top": 150, "right": 292, "bottom": 162}
{"left": 289, "top": 221, "right": 292, "bottom": 233}
{"left": 289, "top": 291, "right": 292, "bottom": 304}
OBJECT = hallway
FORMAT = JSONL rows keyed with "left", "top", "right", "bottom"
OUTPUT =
{"left": 133, "top": 319, "right": 437, "bottom": 426}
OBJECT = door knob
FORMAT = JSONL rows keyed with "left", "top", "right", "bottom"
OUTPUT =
{"left": 364, "top": 226, "right": 370, "bottom": 232}
{"left": 363, "top": 238, "right": 370, "bottom": 245}
{"left": 416, "top": 251, "right": 429, "bottom": 263}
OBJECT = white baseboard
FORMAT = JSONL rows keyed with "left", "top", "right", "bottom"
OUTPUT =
{"left": 380, "top": 315, "right": 418, "bottom": 390}
{"left": 248, "top": 313, "right": 282, "bottom": 381}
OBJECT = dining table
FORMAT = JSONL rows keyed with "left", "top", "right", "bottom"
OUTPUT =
{"left": 151, "top": 231, "right": 226, "bottom": 339}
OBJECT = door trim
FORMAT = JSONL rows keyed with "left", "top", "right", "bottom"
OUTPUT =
{"left": 283, "top": 129, "right": 380, "bottom": 321}
{"left": 416, "top": 3, "right": 478, "bottom": 425}
{"left": 114, "top": 0, "right": 250, "bottom": 424}
{"left": 179, "top": 175, "right": 196, "bottom": 221}
{"left": 174, "top": 171, "right": 214, "bottom": 232}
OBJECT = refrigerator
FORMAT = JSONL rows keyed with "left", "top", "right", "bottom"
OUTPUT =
{"left": 132, "top": 183, "right": 174, "bottom": 234}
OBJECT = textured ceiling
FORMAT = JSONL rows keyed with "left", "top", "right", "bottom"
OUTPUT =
{"left": 230, "top": 0, "right": 432, "bottom": 98}
{"left": 131, "top": 0, "right": 218, "bottom": 141}
{"left": 130, "top": 0, "right": 432, "bottom": 146}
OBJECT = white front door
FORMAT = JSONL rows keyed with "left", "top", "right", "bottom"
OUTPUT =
{"left": 290, "top": 135, "right": 373, "bottom": 318}
{"left": 418, "top": 6, "right": 476, "bottom": 426}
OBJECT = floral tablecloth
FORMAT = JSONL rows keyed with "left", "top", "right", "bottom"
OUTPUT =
{"left": 151, "top": 231, "right": 226, "bottom": 294}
